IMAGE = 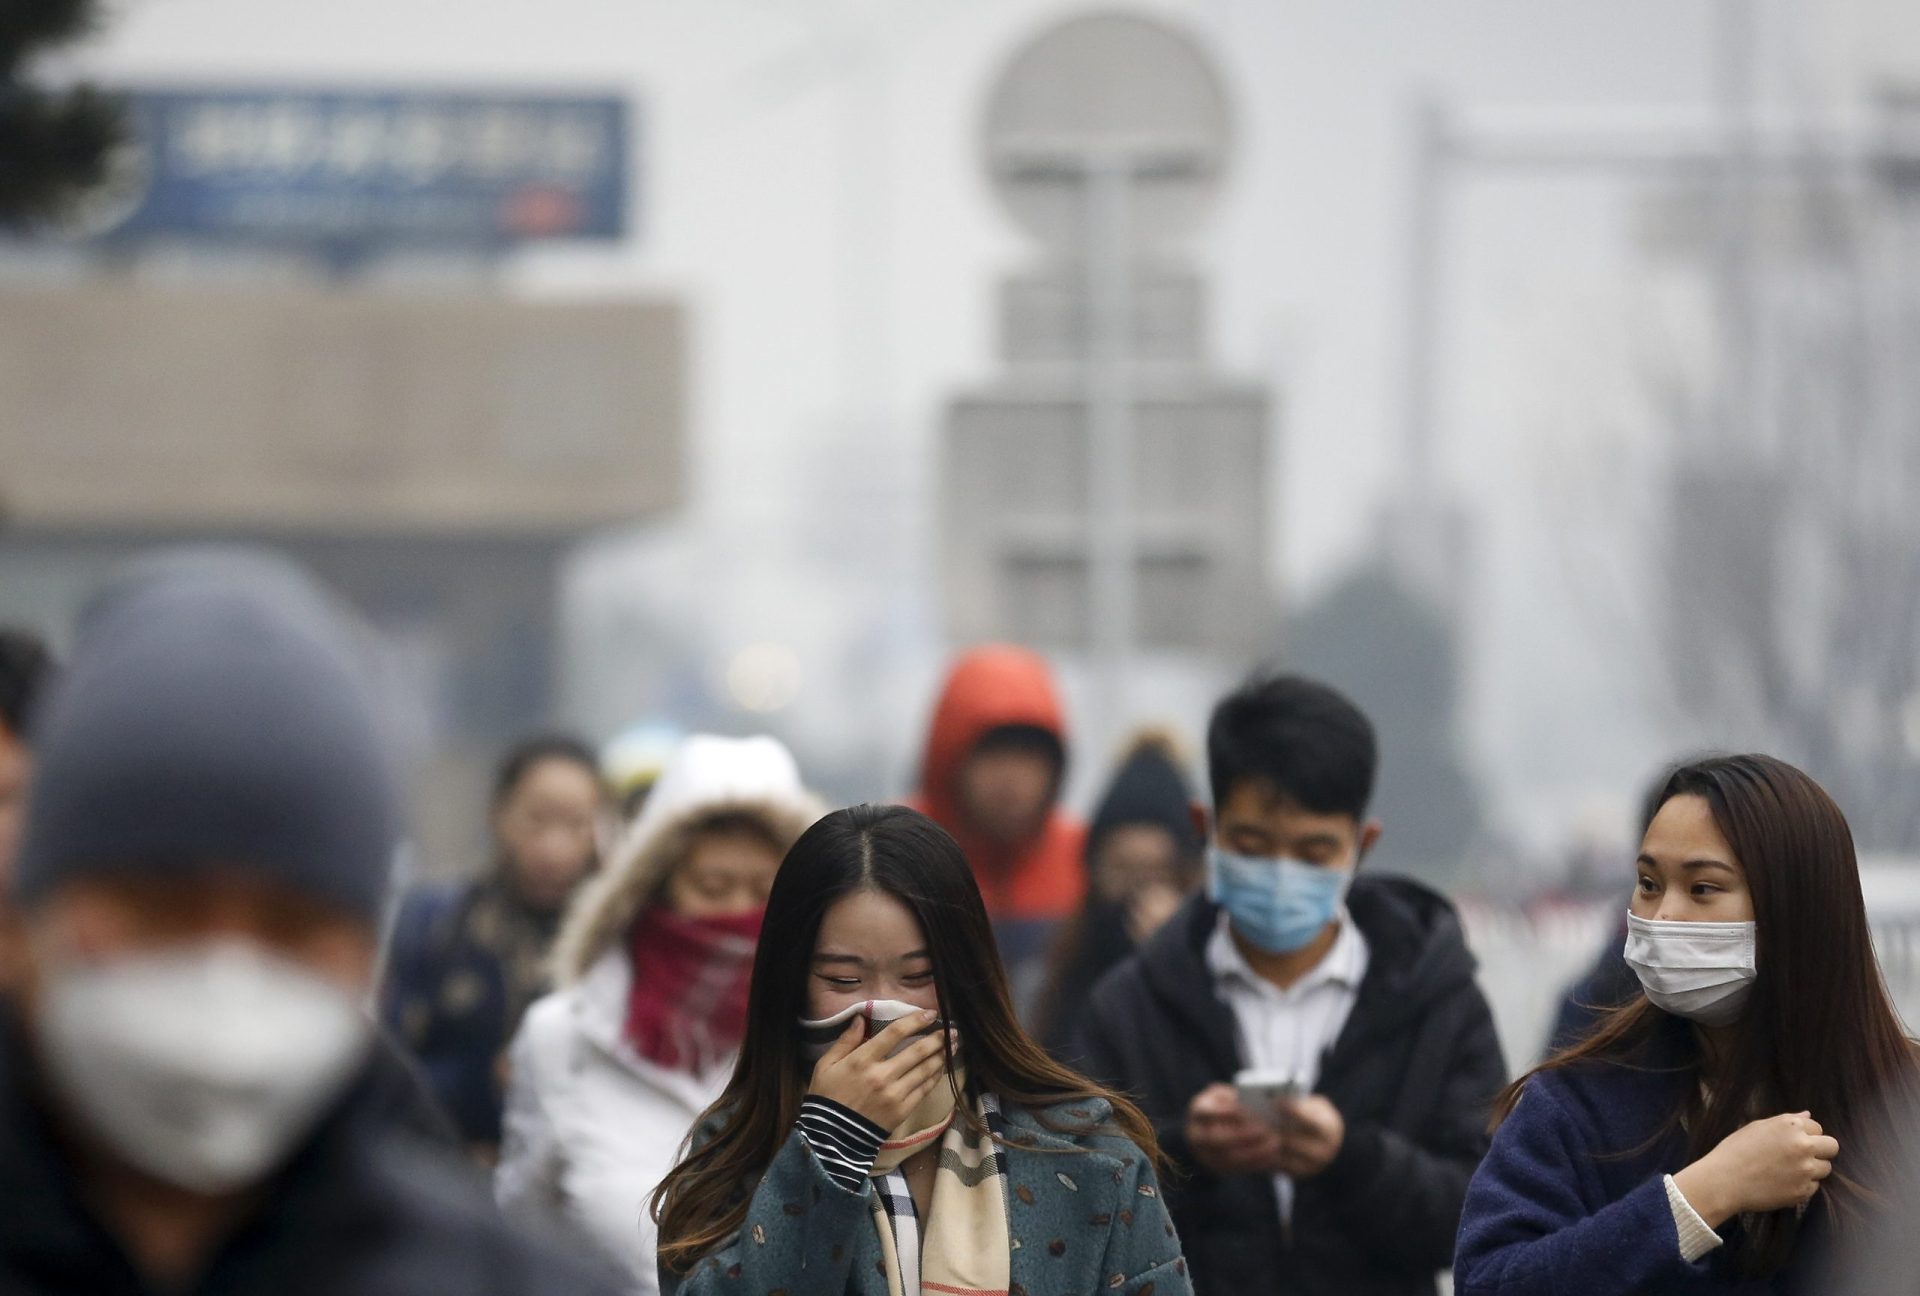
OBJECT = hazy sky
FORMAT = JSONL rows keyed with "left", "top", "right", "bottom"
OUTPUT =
{"left": 66, "top": 0, "right": 1920, "bottom": 851}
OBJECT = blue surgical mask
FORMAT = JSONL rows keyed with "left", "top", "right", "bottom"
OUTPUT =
{"left": 1208, "top": 846, "right": 1352, "bottom": 954}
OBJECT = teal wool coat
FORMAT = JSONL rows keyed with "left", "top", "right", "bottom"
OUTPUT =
{"left": 660, "top": 1097, "right": 1193, "bottom": 1296}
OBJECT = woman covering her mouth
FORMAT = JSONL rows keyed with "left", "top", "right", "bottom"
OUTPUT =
{"left": 652, "top": 802, "right": 1192, "bottom": 1296}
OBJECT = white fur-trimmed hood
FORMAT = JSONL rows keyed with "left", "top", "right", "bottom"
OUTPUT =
{"left": 550, "top": 734, "right": 823, "bottom": 984}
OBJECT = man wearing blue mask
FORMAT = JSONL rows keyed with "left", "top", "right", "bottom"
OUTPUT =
{"left": 1075, "top": 673, "right": 1506, "bottom": 1296}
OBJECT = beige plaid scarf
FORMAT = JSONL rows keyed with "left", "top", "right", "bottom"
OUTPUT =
{"left": 868, "top": 1088, "right": 1011, "bottom": 1296}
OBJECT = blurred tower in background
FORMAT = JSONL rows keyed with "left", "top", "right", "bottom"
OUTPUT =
{"left": 1378, "top": 96, "right": 1475, "bottom": 640}
{"left": 943, "top": 11, "right": 1274, "bottom": 750}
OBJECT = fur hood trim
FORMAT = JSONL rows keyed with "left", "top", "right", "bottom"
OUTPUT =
{"left": 550, "top": 734, "right": 822, "bottom": 984}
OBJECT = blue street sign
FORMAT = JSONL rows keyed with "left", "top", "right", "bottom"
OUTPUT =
{"left": 81, "top": 85, "right": 632, "bottom": 251}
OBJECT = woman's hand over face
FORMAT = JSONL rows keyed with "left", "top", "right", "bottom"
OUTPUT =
{"left": 806, "top": 1010, "right": 951, "bottom": 1130}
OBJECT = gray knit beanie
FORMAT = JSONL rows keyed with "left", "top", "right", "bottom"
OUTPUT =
{"left": 13, "top": 551, "right": 401, "bottom": 923}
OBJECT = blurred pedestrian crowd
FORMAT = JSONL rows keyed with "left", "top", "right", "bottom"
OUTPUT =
{"left": 3, "top": 552, "right": 1920, "bottom": 1295}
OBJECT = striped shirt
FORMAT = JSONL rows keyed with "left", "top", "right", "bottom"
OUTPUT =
{"left": 796, "top": 1096, "right": 887, "bottom": 1193}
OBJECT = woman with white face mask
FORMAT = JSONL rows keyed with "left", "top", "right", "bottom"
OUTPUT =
{"left": 1454, "top": 754, "right": 1920, "bottom": 1294}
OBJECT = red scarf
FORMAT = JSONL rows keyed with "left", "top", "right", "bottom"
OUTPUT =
{"left": 624, "top": 904, "right": 763, "bottom": 1075}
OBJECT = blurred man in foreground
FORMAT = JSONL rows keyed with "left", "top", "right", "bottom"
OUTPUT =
{"left": 0, "top": 555, "right": 618, "bottom": 1295}
{"left": 0, "top": 628, "right": 54, "bottom": 891}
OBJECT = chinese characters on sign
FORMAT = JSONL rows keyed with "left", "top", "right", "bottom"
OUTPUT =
{"left": 90, "top": 86, "right": 631, "bottom": 250}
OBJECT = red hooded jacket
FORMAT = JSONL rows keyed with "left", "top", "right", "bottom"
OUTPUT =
{"left": 910, "top": 646, "right": 1086, "bottom": 923}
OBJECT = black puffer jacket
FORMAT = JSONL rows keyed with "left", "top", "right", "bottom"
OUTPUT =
{"left": 0, "top": 1017, "right": 621, "bottom": 1296}
{"left": 1074, "top": 875, "right": 1508, "bottom": 1296}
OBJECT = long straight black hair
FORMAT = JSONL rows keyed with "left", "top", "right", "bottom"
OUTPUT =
{"left": 1494, "top": 754, "right": 1919, "bottom": 1277}
{"left": 652, "top": 802, "right": 1160, "bottom": 1273}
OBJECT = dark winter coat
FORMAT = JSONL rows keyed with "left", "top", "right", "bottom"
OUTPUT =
{"left": 1037, "top": 741, "right": 1202, "bottom": 1061}
{"left": 381, "top": 874, "right": 561, "bottom": 1145}
{"left": 1074, "top": 876, "right": 1508, "bottom": 1296}
{"left": 0, "top": 1014, "right": 622, "bottom": 1296}
{"left": 1455, "top": 1017, "right": 1829, "bottom": 1295}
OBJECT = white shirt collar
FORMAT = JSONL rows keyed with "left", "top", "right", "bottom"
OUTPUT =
{"left": 1205, "top": 906, "right": 1367, "bottom": 995}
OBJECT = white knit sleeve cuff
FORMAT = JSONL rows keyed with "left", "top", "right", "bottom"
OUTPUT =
{"left": 1664, "top": 1174, "right": 1725, "bottom": 1263}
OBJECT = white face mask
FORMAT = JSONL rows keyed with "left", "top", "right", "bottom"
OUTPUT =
{"left": 33, "top": 938, "right": 372, "bottom": 1194}
{"left": 1622, "top": 911, "right": 1757, "bottom": 1027}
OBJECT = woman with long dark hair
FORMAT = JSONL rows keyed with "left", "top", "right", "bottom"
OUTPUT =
{"left": 652, "top": 803, "right": 1190, "bottom": 1296}
{"left": 1454, "top": 754, "right": 1919, "bottom": 1293}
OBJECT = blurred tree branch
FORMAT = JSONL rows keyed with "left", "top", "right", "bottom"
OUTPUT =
{"left": 0, "top": 0, "right": 122, "bottom": 228}
{"left": 1543, "top": 165, "right": 1920, "bottom": 851}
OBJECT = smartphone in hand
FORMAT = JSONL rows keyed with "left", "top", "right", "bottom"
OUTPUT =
{"left": 1233, "top": 1069, "right": 1306, "bottom": 1128}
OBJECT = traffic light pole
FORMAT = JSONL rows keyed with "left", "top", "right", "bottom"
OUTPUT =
{"left": 1084, "top": 149, "right": 1137, "bottom": 748}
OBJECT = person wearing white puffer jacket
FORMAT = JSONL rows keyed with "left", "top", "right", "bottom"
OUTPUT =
{"left": 496, "top": 734, "right": 823, "bottom": 1293}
